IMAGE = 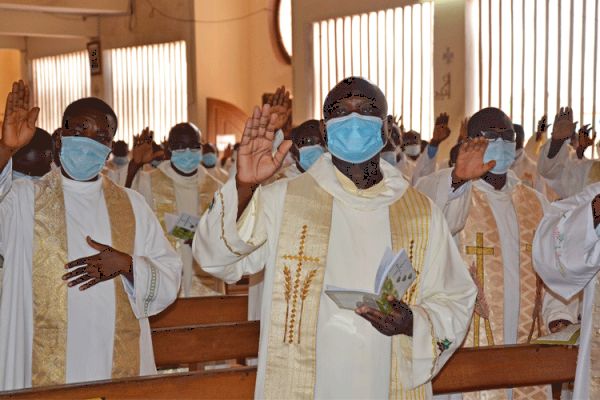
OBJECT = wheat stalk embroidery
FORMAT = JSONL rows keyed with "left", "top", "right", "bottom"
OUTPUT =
{"left": 281, "top": 225, "right": 321, "bottom": 344}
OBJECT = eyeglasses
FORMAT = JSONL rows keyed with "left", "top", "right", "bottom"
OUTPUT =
{"left": 480, "top": 130, "right": 516, "bottom": 142}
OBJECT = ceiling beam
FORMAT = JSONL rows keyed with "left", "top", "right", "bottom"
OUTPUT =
{"left": 0, "top": 9, "right": 98, "bottom": 38}
{"left": 0, "top": 0, "right": 128, "bottom": 16}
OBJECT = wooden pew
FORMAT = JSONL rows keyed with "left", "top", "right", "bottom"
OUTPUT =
{"left": 0, "top": 296, "right": 579, "bottom": 399}
{"left": 0, "top": 345, "right": 577, "bottom": 399}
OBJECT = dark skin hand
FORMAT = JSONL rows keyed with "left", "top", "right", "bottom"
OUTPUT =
{"left": 592, "top": 194, "right": 600, "bottom": 228}
{"left": 576, "top": 124, "right": 595, "bottom": 160}
{"left": 356, "top": 295, "right": 414, "bottom": 337}
{"left": 63, "top": 236, "right": 134, "bottom": 290}
{"left": 547, "top": 107, "right": 576, "bottom": 159}
{"left": 125, "top": 127, "right": 164, "bottom": 188}
{"left": 429, "top": 112, "right": 451, "bottom": 147}
{"left": 451, "top": 109, "right": 513, "bottom": 191}
{"left": 548, "top": 319, "right": 573, "bottom": 333}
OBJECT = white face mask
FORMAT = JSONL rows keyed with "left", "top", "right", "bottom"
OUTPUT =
{"left": 403, "top": 144, "right": 421, "bottom": 157}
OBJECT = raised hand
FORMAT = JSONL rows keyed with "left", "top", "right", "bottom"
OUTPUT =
{"left": 266, "top": 86, "right": 292, "bottom": 132}
{"left": 577, "top": 124, "right": 595, "bottom": 152}
{"left": 393, "top": 115, "right": 403, "bottom": 128}
{"left": 236, "top": 104, "right": 292, "bottom": 186}
{"left": 430, "top": 112, "right": 451, "bottom": 146}
{"left": 536, "top": 115, "right": 550, "bottom": 142}
{"left": 452, "top": 137, "right": 496, "bottom": 182}
{"left": 131, "top": 127, "right": 163, "bottom": 165}
{"left": 62, "top": 236, "right": 133, "bottom": 290}
{"left": 1, "top": 80, "right": 40, "bottom": 153}
{"left": 355, "top": 295, "right": 413, "bottom": 337}
{"left": 552, "top": 107, "right": 576, "bottom": 141}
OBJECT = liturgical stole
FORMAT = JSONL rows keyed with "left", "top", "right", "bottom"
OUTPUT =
{"left": 31, "top": 169, "right": 140, "bottom": 387}
{"left": 459, "top": 185, "right": 545, "bottom": 400}
{"left": 263, "top": 173, "right": 433, "bottom": 399}
{"left": 150, "top": 168, "right": 219, "bottom": 249}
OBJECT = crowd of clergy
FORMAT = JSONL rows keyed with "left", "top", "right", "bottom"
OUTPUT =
{"left": 0, "top": 74, "right": 598, "bottom": 400}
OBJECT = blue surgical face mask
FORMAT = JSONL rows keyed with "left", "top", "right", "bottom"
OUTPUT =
{"left": 203, "top": 152, "right": 218, "bottom": 168}
{"left": 298, "top": 145, "right": 324, "bottom": 171}
{"left": 112, "top": 156, "right": 129, "bottom": 166}
{"left": 12, "top": 171, "right": 39, "bottom": 181}
{"left": 151, "top": 159, "right": 162, "bottom": 168}
{"left": 171, "top": 149, "right": 202, "bottom": 173}
{"left": 483, "top": 138, "right": 516, "bottom": 174}
{"left": 325, "top": 112, "right": 384, "bottom": 163}
{"left": 381, "top": 151, "right": 397, "bottom": 166}
{"left": 403, "top": 144, "right": 421, "bottom": 157}
{"left": 60, "top": 136, "right": 112, "bottom": 181}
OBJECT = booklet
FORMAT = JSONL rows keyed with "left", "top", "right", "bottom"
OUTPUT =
{"left": 164, "top": 212, "right": 200, "bottom": 241}
{"left": 531, "top": 323, "right": 581, "bottom": 345}
{"left": 325, "top": 248, "right": 416, "bottom": 314}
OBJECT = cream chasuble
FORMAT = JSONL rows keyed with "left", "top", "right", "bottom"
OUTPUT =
{"left": 0, "top": 160, "right": 182, "bottom": 391}
{"left": 533, "top": 182, "right": 600, "bottom": 400}
{"left": 458, "top": 186, "right": 545, "bottom": 400}
{"left": 193, "top": 154, "right": 477, "bottom": 399}
{"left": 417, "top": 168, "right": 579, "bottom": 400}
{"left": 31, "top": 169, "right": 139, "bottom": 386}
{"left": 136, "top": 161, "right": 222, "bottom": 297}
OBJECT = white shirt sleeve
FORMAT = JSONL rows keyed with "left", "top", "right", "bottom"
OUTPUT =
{"left": 121, "top": 189, "right": 183, "bottom": 318}
{"left": 131, "top": 170, "right": 154, "bottom": 208}
{"left": 536, "top": 140, "right": 595, "bottom": 198}
{"left": 192, "top": 175, "right": 271, "bottom": 284}
{"left": 533, "top": 183, "right": 600, "bottom": 300}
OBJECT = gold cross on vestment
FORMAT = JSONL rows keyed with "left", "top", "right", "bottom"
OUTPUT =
{"left": 281, "top": 225, "right": 321, "bottom": 345}
{"left": 465, "top": 232, "right": 495, "bottom": 346}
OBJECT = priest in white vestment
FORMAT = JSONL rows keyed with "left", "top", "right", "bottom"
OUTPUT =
{"left": 396, "top": 128, "right": 439, "bottom": 185}
{"left": 416, "top": 108, "right": 578, "bottom": 400}
{"left": 131, "top": 123, "right": 223, "bottom": 297}
{"left": 194, "top": 77, "right": 476, "bottom": 399}
{"left": 533, "top": 183, "right": 600, "bottom": 399}
{"left": 103, "top": 140, "right": 130, "bottom": 186}
{"left": 201, "top": 143, "right": 229, "bottom": 184}
{"left": 0, "top": 83, "right": 182, "bottom": 391}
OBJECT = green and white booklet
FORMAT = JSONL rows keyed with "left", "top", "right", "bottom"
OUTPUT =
{"left": 164, "top": 212, "right": 200, "bottom": 241}
{"left": 325, "top": 248, "right": 416, "bottom": 314}
{"left": 531, "top": 323, "right": 581, "bottom": 345}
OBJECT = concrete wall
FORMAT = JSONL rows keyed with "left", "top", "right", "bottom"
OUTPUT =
{"left": 0, "top": 49, "right": 23, "bottom": 121}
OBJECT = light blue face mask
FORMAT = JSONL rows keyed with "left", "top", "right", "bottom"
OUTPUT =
{"left": 381, "top": 151, "right": 397, "bottom": 166}
{"left": 325, "top": 112, "right": 384, "bottom": 163}
{"left": 483, "top": 138, "right": 517, "bottom": 174}
{"left": 12, "top": 171, "right": 39, "bottom": 181}
{"left": 60, "top": 136, "right": 112, "bottom": 181}
{"left": 171, "top": 149, "right": 202, "bottom": 173}
{"left": 202, "top": 152, "right": 218, "bottom": 168}
{"left": 112, "top": 156, "right": 129, "bottom": 166}
{"left": 151, "top": 159, "right": 162, "bottom": 168}
{"left": 298, "top": 145, "right": 325, "bottom": 171}
{"left": 595, "top": 222, "right": 600, "bottom": 238}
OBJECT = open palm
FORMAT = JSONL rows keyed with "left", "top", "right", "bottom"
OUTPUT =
{"left": 453, "top": 137, "right": 496, "bottom": 181}
{"left": 552, "top": 107, "right": 576, "bottom": 141}
{"left": 236, "top": 104, "right": 292, "bottom": 186}
{"left": 1, "top": 80, "right": 39, "bottom": 152}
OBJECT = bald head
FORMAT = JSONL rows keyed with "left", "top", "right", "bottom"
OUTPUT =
{"left": 323, "top": 77, "right": 388, "bottom": 120}
{"left": 467, "top": 107, "right": 514, "bottom": 139}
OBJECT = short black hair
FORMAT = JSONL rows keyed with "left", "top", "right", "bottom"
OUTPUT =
{"left": 112, "top": 140, "right": 129, "bottom": 156}
{"left": 323, "top": 77, "right": 388, "bottom": 119}
{"left": 467, "top": 107, "right": 513, "bottom": 138}
{"left": 62, "top": 97, "right": 118, "bottom": 135}
{"left": 168, "top": 122, "right": 201, "bottom": 142}
{"left": 13, "top": 128, "right": 52, "bottom": 159}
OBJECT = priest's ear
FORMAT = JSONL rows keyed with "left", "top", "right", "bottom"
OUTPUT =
{"left": 382, "top": 115, "right": 390, "bottom": 147}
